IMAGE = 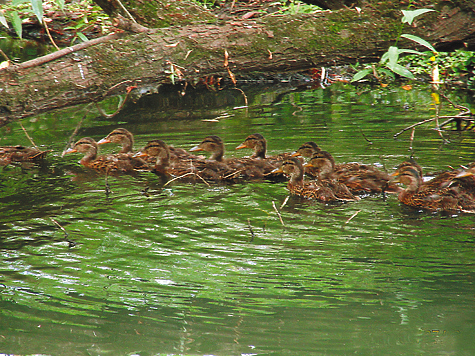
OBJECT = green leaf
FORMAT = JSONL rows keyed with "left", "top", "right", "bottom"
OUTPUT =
{"left": 12, "top": 0, "right": 29, "bottom": 5}
{"left": 400, "top": 34, "right": 437, "bottom": 52}
{"left": 11, "top": 11, "right": 22, "bottom": 38}
{"left": 56, "top": 0, "right": 65, "bottom": 10}
{"left": 397, "top": 48, "right": 422, "bottom": 56}
{"left": 350, "top": 68, "right": 372, "bottom": 82}
{"left": 401, "top": 9, "right": 435, "bottom": 25}
{"left": 76, "top": 32, "right": 88, "bottom": 42}
{"left": 0, "top": 11, "right": 8, "bottom": 28}
{"left": 30, "top": 0, "right": 43, "bottom": 24}
{"left": 378, "top": 68, "right": 396, "bottom": 80}
{"left": 387, "top": 46, "right": 399, "bottom": 68}
{"left": 388, "top": 63, "right": 414, "bottom": 79}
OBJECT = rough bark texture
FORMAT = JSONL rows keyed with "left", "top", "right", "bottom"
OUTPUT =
{"left": 0, "top": 0, "right": 474, "bottom": 126}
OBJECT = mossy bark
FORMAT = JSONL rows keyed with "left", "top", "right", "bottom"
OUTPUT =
{"left": 0, "top": 0, "right": 474, "bottom": 126}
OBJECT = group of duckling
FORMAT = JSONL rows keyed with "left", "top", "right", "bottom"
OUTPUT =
{"left": 2, "top": 128, "right": 475, "bottom": 213}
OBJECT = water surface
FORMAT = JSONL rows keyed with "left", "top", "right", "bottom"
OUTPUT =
{"left": 1, "top": 83, "right": 475, "bottom": 355}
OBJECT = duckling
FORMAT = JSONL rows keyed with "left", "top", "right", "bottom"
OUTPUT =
{"left": 274, "top": 157, "right": 358, "bottom": 202}
{"left": 391, "top": 165, "right": 475, "bottom": 212}
{"left": 0, "top": 145, "right": 49, "bottom": 164}
{"left": 235, "top": 133, "right": 293, "bottom": 179}
{"left": 305, "top": 151, "right": 398, "bottom": 194}
{"left": 291, "top": 141, "right": 323, "bottom": 159}
{"left": 97, "top": 128, "right": 135, "bottom": 153}
{"left": 190, "top": 135, "right": 269, "bottom": 180}
{"left": 98, "top": 128, "right": 195, "bottom": 163}
{"left": 63, "top": 137, "right": 147, "bottom": 173}
{"left": 137, "top": 139, "right": 236, "bottom": 181}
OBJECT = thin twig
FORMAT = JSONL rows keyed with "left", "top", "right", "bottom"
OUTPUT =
{"left": 247, "top": 218, "right": 255, "bottom": 242}
{"left": 50, "top": 217, "right": 76, "bottom": 247}
{"left": 272, "top": 201, "right": 285, "bottom": 226}
{"left": 164, "top": 172, "right": 211, "bottom": 187}
{"left": 439, "top": 91, "right": 470, "bottom": 112}
{"left": 43, "top": 19, "right": 60, "bottom": 50}
{"left": 62, "top": 112, "right": 87, "bottom": 155}
{"left": 280, "top": 195, "right": 290, "bottom": 209}
{"left": 408, "top": 127, "right": 415, "bottom": 151}
{"left": 96, "top": 85, "right": 136, "bottom": 119}
{"left": 223, "top": 169, "right": 242, "bottom": 180}
{"left": 360, "top": 128, "right": 373, "bottom": 144}
{"left": 0, "top": 48, "right": 10, "bottom": 62}
{"left": 393, "top": 118, "right": 436, "bottom": 138}
{"left": 116, "top": 0, "right": 137, "bottom": 22}
{"left": 343, "top": 210, "right": 361, "bottom": 227}
{"left": 232, "top": 87, "right": 248, "bottom": 106}
{"left": 50, "top": 217, "right": 69, "bottom": 237}
{"left": 19, "top": 122, "right": 38, "bottom": 148}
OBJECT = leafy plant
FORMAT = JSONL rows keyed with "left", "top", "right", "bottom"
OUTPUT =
{"left": 351, "top": 8, "right": 436, "bottom": 83}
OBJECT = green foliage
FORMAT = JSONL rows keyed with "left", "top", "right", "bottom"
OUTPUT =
{"left": 30, "top": 0, "right": 43, "bottom": 24}
{"left": 400, "top": 50, "right": 475, "bottom": 87}
{"left": 401, "top": 8, "right": 434, "bottom": 25}
{"left": 274, "top": 0, "right": 322, "bottom": 14}
{"left": 352, "top": 8, "right": 436, "bottom": 83}
{"left": 0, "top": 0, "right": 105, "bottom": 41}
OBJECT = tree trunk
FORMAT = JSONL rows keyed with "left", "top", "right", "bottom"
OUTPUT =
{"left": 0, "top": 0, "right": 474, "bottom": 126}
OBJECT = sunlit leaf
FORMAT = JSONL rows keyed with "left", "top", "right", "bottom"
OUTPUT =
{"left": 387, "top": 46, "right": 399, "bottom": 68}
{"left": 378, "top": 68, "right": 396, "bottom": 80}
{"left": 56, "top": 0, "right": 65, "bottom": 10}
{"left": 401, "top": 84, "right": 412, "bottom": 90}
{"left": 401, "top": 34, "right": 437, "bottom": 53}
{"left": 401, "top": 9, "right": 435, "bottom": 25}
{"left": 12, "top": 0, "right": 29, "bottom": 5}
{"left": 350, "top": 68, "right": 372, "bottom": 82}
{"left": 0, "top": 60, "right": 10, "bottom": 69}
{"left": 11, "top": 11, "right": 22, "bottom": 38}
{"left": 388, "top": 63, "right": 414, "bottom": 79}
{"left": 77, "top": 32, "right": 88, "bottom": 42}
{"left": 30, "top": 0, "right": 43, "bottom": 24}
{"left": 0, "top": 11, "right": 8, "bottom": 28}
{"left": 397, "top": 48, "right": 422, "bottom": 56}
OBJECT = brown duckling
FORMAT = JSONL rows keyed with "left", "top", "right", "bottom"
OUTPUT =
{"left": 0, "top": 145, "right": 49, "bottom": 165}
{"left": 190, "top": 135, "right": 226, "bottom": 162}
{"left": 391, "top": 165, "right": 475, "bottom": 212}
{"left": 291, "top": 141, "right": 323, "bottom": 159}
{"left": 236, "top": 133, "right": 291, "bottom": 160}
{"left": 274, "top": 157, "right": 358, "bottom": 202}
{"left": 304, "top": 151, "right": 398, "bottom": 194}
{"left": 98, "top": 128, "right": 195, "bottom": 163}
{"left": 138, "top": 139, "right": 237, "bottom": 181}
{"left": 190, "top": 135, "right": 270, "bottom": 180}
{"left": 63, "top": 137, "right": 147, "bottom": 173}
{"left": 97, "top": 128, "right": 135, "bottom": 153}
{"left": 235, "top": 133, "right": 293, "bottom": 178}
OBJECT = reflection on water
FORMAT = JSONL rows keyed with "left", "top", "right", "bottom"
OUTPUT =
{"left": 1, "top": 83, "right": 475, "bottom": 355}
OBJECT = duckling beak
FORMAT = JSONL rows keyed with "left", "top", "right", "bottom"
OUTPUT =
{"left": 303, "top": 162, "right": 314, "bottom": 168}
{"left": 190, "top": 145, "right": 204, "bottom": 152}
{"left": 290, "top": 151, "right": 301, "bottom": 157}
{"left": 133, "top": 151, "right": 148, "bottom": 158}
{"left": 271, "top": 167, "right": 284, "bottom": 174}
{"left": 97, "top": 138, "right": 111, "bottom": 145}
{"left": 455, "top": 170, "right": 474, "bottom": 178}
{"left": 62, "top": 147, "right": 77, "bottom": 156}
{"left": 389, "top": 171, "right": 401, "bottom": 183}
{"left": 235, "top": 142, "right": 247, "bottom": 150}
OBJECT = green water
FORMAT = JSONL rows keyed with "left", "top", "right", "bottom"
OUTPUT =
{"left": 1, "top": 83, "right": 475, "bottom": 355}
